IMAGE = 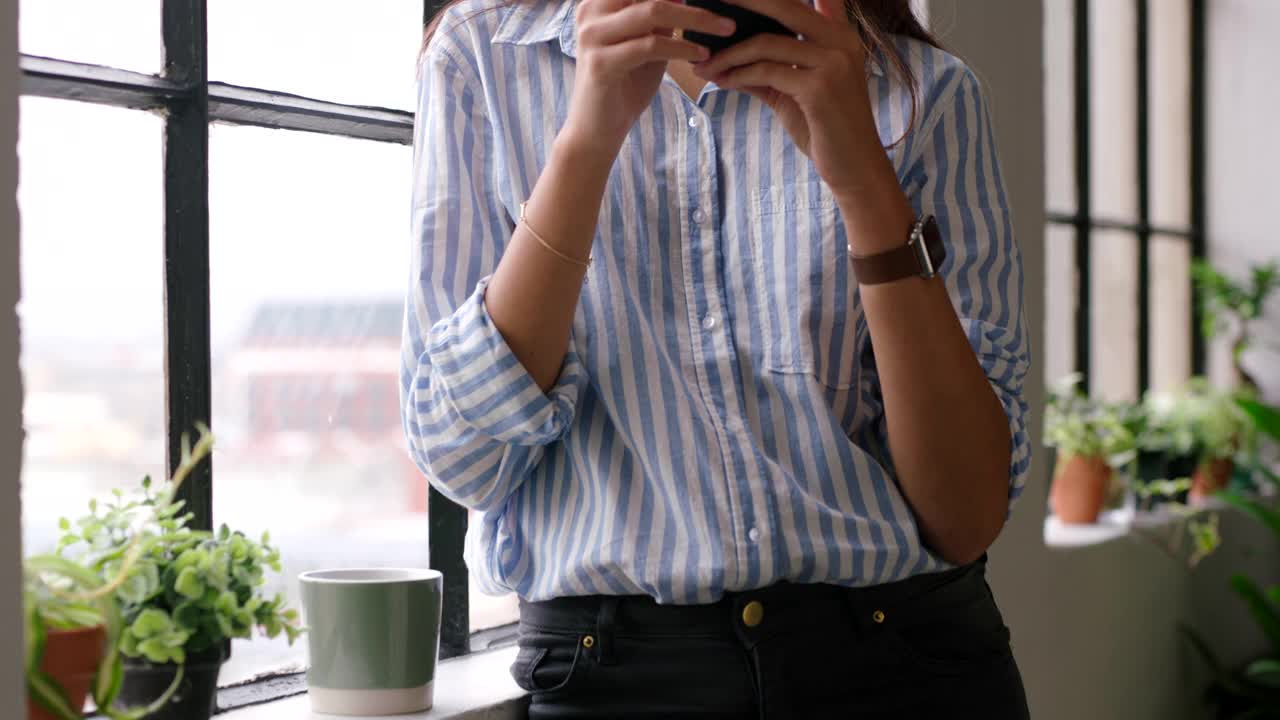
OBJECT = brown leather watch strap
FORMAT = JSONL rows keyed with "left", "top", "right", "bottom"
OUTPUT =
{"left": 849, "top": 216, "right": 946, "bottom": 286}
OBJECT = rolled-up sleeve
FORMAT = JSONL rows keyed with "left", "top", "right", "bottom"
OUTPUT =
{"left": 400, "top": 31, "right": 586, "bottom": 513}
{"left": 907, "top": 65, "right": 1033, "bottom": 511}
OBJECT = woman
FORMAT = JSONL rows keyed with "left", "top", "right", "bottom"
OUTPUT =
{"left": 402, "top": 0, "right": 1031, "bottom": 715}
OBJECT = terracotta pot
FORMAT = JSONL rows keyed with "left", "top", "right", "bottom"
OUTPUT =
{"left": 1051, "top": 454, "right": 1112, "bottom": 524}
{"left": 1189, "top": 458, "right": 1234, "bottom": 504}
{"left": 29, "top": 625, "right": 106, "bottom": 720}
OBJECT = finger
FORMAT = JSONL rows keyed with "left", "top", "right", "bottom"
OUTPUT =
{"left": 693, "top": 33, "right": 829, "bottom": 76}
{"left": 585, "top": 0, "right": 735, "bottom": 46}
{"left": 715, "top": 60, "right": 808, "bottom": 93}
{"left": 721, "top": 0, "right": 838, "bottom": 46}
{"left": 599, "top": 33, "right": 712, "bottom": 70}
{"left": 577, "top": 0, "right": 636, "bottom": 21}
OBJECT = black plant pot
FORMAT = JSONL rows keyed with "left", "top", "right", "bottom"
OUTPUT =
{"left": 1165, "top": 453, "right": 1197, "bottom": 505}
{"left": 1133, "top": 450, "right": 1168, "bottom": 512}
{"left": 116, "top": 642, "right": 228, "bottom": 720}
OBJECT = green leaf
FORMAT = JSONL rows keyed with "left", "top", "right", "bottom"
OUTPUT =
{"left": 27, "top": 668, "right": 84, "bottom": 720}
{"left": 1246, "top": 659, "right": 1280, "bottom": 688}
{"left": 1239, "top": 398, "right": 1280, "bottom": 443}
{"left": 130, "top": 608, "right": 173, "bottom": 639}
{"left": 58, "top": 517, "right": 70, "bottom": 532}
{"left": 172, "top": 601, "right": 203, "bottom": 632}
{"left": 215, "top": 590, "right": 238, "bottom": 615}
{"left": 137, "top": 637, "right": 181, "bottom": 664}
{"left": 175, "top": 566, "right": 205, "bottom": 599}
{"left": 1232, "top": 574, "right": 1280, "bottom": 656}
{"left": 25, "top": 600, "right": 47, "bottom": 674}
{"left": 117, "top": 569, "right": 151, "bottom": 605}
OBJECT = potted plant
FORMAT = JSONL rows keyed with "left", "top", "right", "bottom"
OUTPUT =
{"left": 1192, "top": 259, "right": 1278, "bottom": 393}
{"left": 1044, "top": 374, "right": 1136, "bottom": 524}
{"left": 22, "top": 430, "right": 215, "bottom": 720}
{"left": 1182, "top": 397, "right": 1280, "bottom": 718}
{"left": 55, "top": 433, "right": 304, "bottom": 720}
{"left": 1152, "top": 380, "right": 1255, "bottom": 504}
{"left": 25, "top": 556, "right": 116, "bottom": 720}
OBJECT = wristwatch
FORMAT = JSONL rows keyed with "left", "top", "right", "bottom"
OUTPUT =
{"left": 848, "top": 215, "right": 945, "bottom": 286}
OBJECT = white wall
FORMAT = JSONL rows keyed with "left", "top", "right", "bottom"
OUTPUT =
{"left": 1208, "top": 0, "right": 1280, "bottom": 399}
{"left": 2, "top": 0, "right": 28, "bottom": 714}
{"left": 929, "top": 2, "right": 1278, "bottom": 719}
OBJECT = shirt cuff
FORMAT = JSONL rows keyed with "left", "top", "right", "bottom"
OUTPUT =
{"left": 424, "top": 277, "right": 585, "bottom": 447}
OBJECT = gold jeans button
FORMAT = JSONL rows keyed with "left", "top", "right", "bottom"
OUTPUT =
{"left": 742, "top": 600, "right": 765, "bottom": 628}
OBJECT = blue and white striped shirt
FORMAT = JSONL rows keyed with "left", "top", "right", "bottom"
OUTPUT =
{"left": 402, "top": 0, "right": 1031, "bottom": 604}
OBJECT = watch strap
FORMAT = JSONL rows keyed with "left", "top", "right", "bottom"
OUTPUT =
{"left": 849, "top": 216, "right": 945, "bottom": 286}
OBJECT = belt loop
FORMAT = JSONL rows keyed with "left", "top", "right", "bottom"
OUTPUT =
{"left": 596, "top": 597, "right": 619, "bottom": 666}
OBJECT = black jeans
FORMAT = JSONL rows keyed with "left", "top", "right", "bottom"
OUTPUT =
{"left": 510, "top": 560, "right": 1030, "bottom": 719}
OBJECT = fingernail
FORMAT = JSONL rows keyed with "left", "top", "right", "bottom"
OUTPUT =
{"left": 697, "top": 45, "right": 711, "bottom": 60}
{"left": 715, "top": 19, "right": 735, "bottom": 34}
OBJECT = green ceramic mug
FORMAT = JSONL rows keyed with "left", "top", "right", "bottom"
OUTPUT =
{"left": 299, "top": 568, "right": 443, "bottom": 716}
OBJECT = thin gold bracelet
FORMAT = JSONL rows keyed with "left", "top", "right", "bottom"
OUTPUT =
{"left": 519, "top": 201, "right": 592, "bottom": 270}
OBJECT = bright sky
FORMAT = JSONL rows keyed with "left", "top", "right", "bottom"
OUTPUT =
{"left": 17, "top": 0, "right": 424, "bottom": 352}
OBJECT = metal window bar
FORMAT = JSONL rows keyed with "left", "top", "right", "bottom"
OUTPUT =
{"left": 1190, "top": 0, "right": 1208, "bottom": 374}
{"left": 1072, "top": 0, "right": 1092, "bottom": 394}
{"left": 163, "top": 0, "right": 214, "bottom": 531}
{"left": 1136, "top": 0, "right": 1151, "bottom": 394}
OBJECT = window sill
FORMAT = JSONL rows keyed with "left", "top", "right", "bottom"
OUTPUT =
{"left": 220, "top": 646, "right": 527, "bottom": 720}
{"left": 1043, "top": 496, "right": 1229, "bottom": 549}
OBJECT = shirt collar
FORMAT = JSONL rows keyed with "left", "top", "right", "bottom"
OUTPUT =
{"left": 492, "top": 0, "right": 579, "bottom": 57}
{"left": 493, "top": 0, "right": 885, "bottom": 76}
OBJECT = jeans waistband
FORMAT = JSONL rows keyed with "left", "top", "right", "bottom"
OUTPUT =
{"left": 518, "top": 556, "right": 991, "bottom": 641}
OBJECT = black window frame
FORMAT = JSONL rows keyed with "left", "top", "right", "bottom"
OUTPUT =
{"left": 1045, "top": 0, "right": 1208, "bottom": 396}
{"left": 19, "top": 0, "right": 491, "bottom": 712}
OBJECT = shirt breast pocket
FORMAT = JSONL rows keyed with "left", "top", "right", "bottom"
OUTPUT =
{"left": 748, "top": 179, "right": 860, "bottom": 391}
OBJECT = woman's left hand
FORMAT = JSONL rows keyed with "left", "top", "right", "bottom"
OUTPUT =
{"left": 691, "top": 0, "right": 884, "bottom": 195}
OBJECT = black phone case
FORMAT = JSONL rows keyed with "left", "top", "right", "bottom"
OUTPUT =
{"left": 683, "top": 0, "right": 793, "bottom": 55}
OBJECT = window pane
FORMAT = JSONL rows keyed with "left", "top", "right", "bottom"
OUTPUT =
{"left": 18, "top": 98, "right": 165, "bottom": 553}
{"left": 1044, "top": 0, "right": 1076, "bottom": 214}
{"left": 1150, "top": 0, "right": 1191, "bottom": 229}
{"left": 209, "top": 126, "right": 517, "bottom": 683}
{"left": 1090, "top": 0, "right": 1138, "bottom": 221}
{"left": 208, "top": 0, "right": 422, "bottom": 111}
{"left": 19, "top": 0, "right": 161, "bottom": 73}
{"left": 1044, "top": 225, "right": 1077, "bottom": 385}
{"left": 1091, "top": 230, "right": 1139, "bottom": 402}
{"left": 1150, "top": 236, "right": 1192, "bottom": 392}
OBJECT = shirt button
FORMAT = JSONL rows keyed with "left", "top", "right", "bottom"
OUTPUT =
{"left": 702, "top": 315, "right": 717, "bottom": 330}
{"left": 747, "top": 527, "right": 761, "bottom": 543}
{"left": 692, "top": 208, "right": 706, "bottom": 224}
{"left": 688, "top": 116, "right": 700, "bottom": 129}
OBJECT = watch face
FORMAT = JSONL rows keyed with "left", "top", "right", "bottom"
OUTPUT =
{"left": 923, "top": 216, "right": 945, "bottom": 272}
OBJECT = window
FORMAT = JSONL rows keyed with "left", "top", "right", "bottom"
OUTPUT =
{"left": 1043, "top": 0, "right": 1207, "bottom": 399}
{"left": 17, "top": 0, "right": 515, "bottom": 705}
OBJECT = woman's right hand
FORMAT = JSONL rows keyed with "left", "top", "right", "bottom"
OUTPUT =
{"left": 562, "top": 0, "right": 735, "bottom": 153}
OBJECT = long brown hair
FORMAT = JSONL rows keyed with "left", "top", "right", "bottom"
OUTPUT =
{"left": 423, "top": 0, "right": 941, "bottom": 134}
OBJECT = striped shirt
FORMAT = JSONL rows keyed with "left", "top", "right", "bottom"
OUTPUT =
{"left": 402, "top": 0, "right": 1031, "bottom": 604}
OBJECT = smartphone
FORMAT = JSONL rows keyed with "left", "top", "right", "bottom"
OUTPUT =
{"left": 683, "top": 0, "right": 794, "bottom": 55}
